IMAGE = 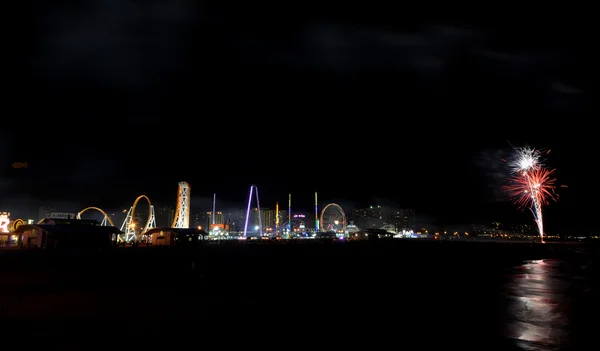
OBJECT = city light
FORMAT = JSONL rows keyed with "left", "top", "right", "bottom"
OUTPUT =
{"left": 0, "top": 212, "right": 10, "bottom": 233}
{"left": 2, "top": 177, "right": 577, "bottom": 248}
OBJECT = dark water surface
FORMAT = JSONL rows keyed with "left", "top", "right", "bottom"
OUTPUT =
{"left": 503, "top": 258, "right": 597, "bottom": 350}
{"left": 1, "top": 241, "right": 597, "bottom": 349}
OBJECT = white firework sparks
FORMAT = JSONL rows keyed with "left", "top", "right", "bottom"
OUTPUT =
{"left": 510, "top": 146, "right": 541, "bottom": 173}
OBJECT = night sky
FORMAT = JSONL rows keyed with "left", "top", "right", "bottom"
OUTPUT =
{"left": 2, "top": 1, "right": 592, "bottom": 233}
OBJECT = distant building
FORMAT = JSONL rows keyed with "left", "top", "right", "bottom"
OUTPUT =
{"left": 13, "top": 219, "right": 121, "bottom": 249}
{"left": 47, "top": 212, "right": 77, "bottom": 220}
{"left": 192, "top": 211, "right": 210, "bottom": 229}
{"left": 279, "top": 210, "right": 288, "bottom": 226}
{"left": 145, "top": 227, "right": 208, "bottom": 246}
{"left": 354, "top": 206, "right": 385, "bottom": 229}
{"left": 38, "top": 206, "right": 76, "bottom": 221}
{"left": 391, "top": 209, "right": 415, "bottom": 231}
{"left": 38, "top": 206, "right": 54, "bottom": 222}
{"left": 156, "top": 205, "right": 175, "bottom": 227}
{"left": 353, "top": 205, "right": 415, "bottom": 232}
{"left": 254, "top": 208, "right": 276, "bottom": 227}
{"left": 207, "top": 211, "right": 224, "bottom": 225}
{"left": 192, "top": 211, "right": 224, "bottom": 229}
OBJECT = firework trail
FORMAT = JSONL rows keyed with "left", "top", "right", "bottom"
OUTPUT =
{"left": 503, "top": 146, "right": 557, "bottom": 242}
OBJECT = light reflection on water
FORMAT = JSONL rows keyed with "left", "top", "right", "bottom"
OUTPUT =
{"left": 504, "top": 259, "right": 574, "bottom": 350}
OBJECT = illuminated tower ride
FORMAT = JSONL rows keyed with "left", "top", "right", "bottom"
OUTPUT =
{"left": 120, "top": 195, "right": 156, "bottom": 242}
{"left": 212, "top": 193, "right": 216, "bottom": 225}
{"left": 242, "top": 185, "right": 263, "bottom": 237}
{"left": 315, "top": 192, "right": 319, "bottom": 232}
{"left": 171, "top": 181, "right": 190, "bottom": 228}
{"left": 275, "top": 202, "right": 279, "bottom": 235}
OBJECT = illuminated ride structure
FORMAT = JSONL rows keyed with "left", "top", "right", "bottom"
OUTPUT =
{"left": 120, "top": 195, "right": 156, "bottom": 242}
{"left": 76, "top": 207, "right": 115, "bottom": 227}
{"left": 172, "top": 181, "right": 190, "bottom": 229}
{"left": 10, "top": 218, "right": 25, "bottom": 232}
{"left": 121, "top": 181, "right": 189, "bottom": 242}
{"left": 319, "top": 203, "right": 346, "bottom": 234}
{"left": 73, "top": 181, "right": 190, "bottom": 243}
{"left": 243, "top": 184, "right": 263, "bottom": 237}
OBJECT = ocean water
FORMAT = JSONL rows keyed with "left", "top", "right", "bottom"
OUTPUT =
{"left": 502, "top": 258, "right": 597, "bottom": 350}
{"left": 1, "top": 241, "right": 597, "bottom": 349}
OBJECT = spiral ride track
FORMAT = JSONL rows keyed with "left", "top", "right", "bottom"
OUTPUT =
{"left": 121, "top": 195, "right": 156, "bottom": 242}
{"left": 76, "top": 207, "right": 115, "bottom": 226}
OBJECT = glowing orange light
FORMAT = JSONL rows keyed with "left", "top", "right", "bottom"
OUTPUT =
{"left": 0, "top": 212, "right": 10, "bottom": 233}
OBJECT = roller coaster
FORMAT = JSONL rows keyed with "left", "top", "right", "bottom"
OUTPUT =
{"left": 73, "top": 181, "right": 191, "bottom": 243}
{"left": 120, "top": 195, "right": 156, "bottom": 242}
{"left": 76, "top": 207, "right": 115, "bottom": 226}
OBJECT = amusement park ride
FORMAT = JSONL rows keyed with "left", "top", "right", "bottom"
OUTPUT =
{"left": 72, "top": 181, "right": 191, "bottom": 243}
{"left": 28, "top": 182, "right": 348, "bottom": 242}
{"left": 319, "top": 203, "right": 347, "bottom": 233}
{"left": 119, "top": 195, "right": 156, "bottom": 242}
{"left": 244, "top": 189, "right": 347, "bottom": 236}
{"left": 243, "top": 184, "right": 262, "bottom": 237}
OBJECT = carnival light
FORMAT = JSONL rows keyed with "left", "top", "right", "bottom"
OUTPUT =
{"left": 0, "top": 212, "right": 10, "bottom": 233}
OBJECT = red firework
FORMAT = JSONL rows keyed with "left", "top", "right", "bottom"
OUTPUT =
{"left": 503, "top": 167, "right": 557, "bottom": 210}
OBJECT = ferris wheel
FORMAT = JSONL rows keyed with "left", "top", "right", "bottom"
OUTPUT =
{"left": 319, "top": 203, "right": 346, "bottom": 233}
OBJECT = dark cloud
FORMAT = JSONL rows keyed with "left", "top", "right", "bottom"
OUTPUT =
{"left": 414, "top": 213, "right": 439, "bottom": 231}
{"left": 234, "top": 24, "right": 482, "bottom": 73}
{"left": 551, "top": 82, "right": 583, "bottom": 95}
{"left": 0, "top": 143, "right": 9, "bottom": 192}
{"left": 475, "top": 149, "right": 512, "bottom": 202}
{"left": 0, "top": 178, "right": 13, "bottom": 197}
{"left": 25, "top": 3, "right": 587, "bottom": 135}
{"left": 32, "top": 2, "right": 584, "bottom": 99}
{"left": 67, "top": 159, "right": 118, "bottom": 187}
{"left": 190, "top": 196, "right": 237, "bottom": 212}
{"left": 33, "top": 0, "right": 197, "bottom": 89}
{"left": 232, "top": 22, "right": 583, "bottom": 95}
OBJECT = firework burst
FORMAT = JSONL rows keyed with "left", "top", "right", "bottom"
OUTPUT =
{"left": 503, "top": 146, "right": 557, "bottom": 243}
{"left": 509, "top": 145, "right": 540, "bottom": 173}
{"left": 504, "top": 167, "right": 557, "bottom": 209}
